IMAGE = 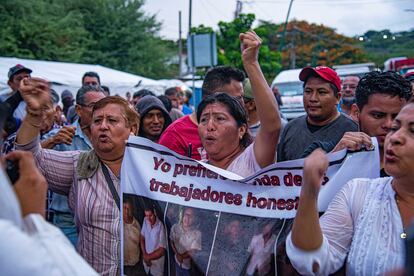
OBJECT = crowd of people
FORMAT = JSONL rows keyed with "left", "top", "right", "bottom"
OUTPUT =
{"left": 0, "top": 29, "right": 414, "bottom": 276}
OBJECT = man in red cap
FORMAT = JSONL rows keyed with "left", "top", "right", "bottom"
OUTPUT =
{"left": 277, "top": 66, "right": 358, "bottom": 162}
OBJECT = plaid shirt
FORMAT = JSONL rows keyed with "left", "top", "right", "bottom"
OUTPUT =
{"left": 17, "top": 136, "right": 120, "bottom": 276}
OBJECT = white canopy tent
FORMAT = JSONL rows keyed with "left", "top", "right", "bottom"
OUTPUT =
{"left": 0, "top": 57, "right": 162, "bottom": 100}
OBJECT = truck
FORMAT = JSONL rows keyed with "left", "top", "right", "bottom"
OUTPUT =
{"left": 384, "top": 57, "right": 414, "bottom": 74}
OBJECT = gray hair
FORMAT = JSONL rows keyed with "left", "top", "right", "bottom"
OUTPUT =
{"left": 76, "top": 85, "right": 105, "bottom": 105}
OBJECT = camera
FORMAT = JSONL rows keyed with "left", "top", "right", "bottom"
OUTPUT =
{"left": 5, "top": 159, "right": 20, "bottom": 185}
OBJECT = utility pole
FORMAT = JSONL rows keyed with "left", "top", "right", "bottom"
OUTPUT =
{"left": 290, "top": 28, "right": 296, "bottom": 69}
{"left": 178, "top": 11, "right": 183, "bottom": 77}
{"left": 278, "top": 0, "right": 294, "bottom": 52}
{"left": 188, "top": 0, "right": 192, "bottom": 33}
{"left": 188, "top": 0, "right": 196, "bottom": 106}
{"left": 234, "top": 0, "right": 243, "bottom": 19}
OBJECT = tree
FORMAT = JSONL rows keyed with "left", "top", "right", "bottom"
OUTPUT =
{"left": 0, "top": 0, "right": 89, "bottom": 61}
{"left": 191, "top": 14, "right": 282, "bottom": 82}
{"left": 358, "top": 29, "right": 414, "bottom": 68}
{"left": 256, "top": 20, "right": 368, "bottom": 70}
{"left": 0, "top": 0, "right": 179, "bottom": 79}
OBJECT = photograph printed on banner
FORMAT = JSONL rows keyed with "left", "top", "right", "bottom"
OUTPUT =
{"left": 123, "top": 194, "right": 168, "bottom": 276}
{"left": 122, "top": 193, "right": 295, "bottom": 276}
{"left": 166, "top": 203, "right": 218, "bottom": 276}
{"left": 122, "top": 195, "right": 221, "bottom": 276}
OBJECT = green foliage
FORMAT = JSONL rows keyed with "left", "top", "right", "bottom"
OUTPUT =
{"left": 198, "top": 13, "right": 282, "bottom": 82}
{"left": 255, "top": 20, "right": 368, "bottom": 71}
{"left": 0, "top": 0, "right": 89, "bottom": 61}
{"left": 358, "top": 29, "right": 414, "bottom": 68}
{"left": 190, "top": 25, "right": 214, "bottom": 34}
{"left": 216, "top": 14, "right": 255, "bottom": 73}
{"left": 0, "top": 0, "right": 178, "bottom": 79}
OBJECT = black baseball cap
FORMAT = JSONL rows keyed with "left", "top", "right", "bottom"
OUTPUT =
{"left": 8, "top": 64, "right": 32, "bottom": 81}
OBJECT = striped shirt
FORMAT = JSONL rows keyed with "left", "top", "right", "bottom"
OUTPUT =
{"left": 17, "top": 136, "right": 120, "bottom": 276}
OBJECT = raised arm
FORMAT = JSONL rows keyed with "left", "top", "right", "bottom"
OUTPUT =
{"left": 287, "top": 149, "right": 358, "bottom": 274}
{"left": 15, "top": 78, "right": 76, "bottom": 195}
{"left": 15, "top": 78, "right": 51, "bottom": 145}
{"left": 290, "top": 149, "right": 327, "bottom": 251}
{"left": 240, "top": 31, "right": 281, "bottom": 168}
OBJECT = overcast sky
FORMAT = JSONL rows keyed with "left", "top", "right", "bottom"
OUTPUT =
{"left": 143, "top": 0, "right": 414, "bottom": 40}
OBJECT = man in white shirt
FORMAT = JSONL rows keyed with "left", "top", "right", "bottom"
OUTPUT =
{"left": 123, "top": 199, "right": 142, "bottom": 275}
{"left": 0, "top": 150, "right": 97, "bottom": 276}
{"left": 170, "top": 207, "right": 201, "bottom": 276}
{"left": 140, "top": 206, "right": 166, "bottom": 276}
{"left": 123, "top": 199, "right": 141, "bottom": 275}
{"left": 246, "top": 222, "right": 276, "bottom": 276}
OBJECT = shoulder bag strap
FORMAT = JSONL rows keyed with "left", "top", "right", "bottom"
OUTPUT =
{"left": 101, "top": 162, "right": 121, "bottom": 211}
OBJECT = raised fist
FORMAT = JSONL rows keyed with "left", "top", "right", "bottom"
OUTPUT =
{"left": 19, "top": 77, "right": 50, "bottom": 116}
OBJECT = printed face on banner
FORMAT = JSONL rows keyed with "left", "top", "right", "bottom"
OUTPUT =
{"left": 182, "top": 207, "right": 196, "bottom": 229}
{"left": 144, "top": 209, "right": 157, "bottom": 226}
{"left": 198, "top": 103, "right": 246, "bottom": 163}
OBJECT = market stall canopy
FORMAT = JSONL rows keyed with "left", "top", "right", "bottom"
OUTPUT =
{"left": 0, "top": 57, "right": 159, "bottom": 98}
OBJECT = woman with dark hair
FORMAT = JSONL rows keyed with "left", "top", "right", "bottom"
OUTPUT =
{"left": 197, "top": 31, "right": 281, "bottom": 176}
{"left": 286, "top": 103, "right": 414, "bottom": 275}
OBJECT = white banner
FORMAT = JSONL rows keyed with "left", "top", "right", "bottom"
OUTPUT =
{"left": 122, "top": 136, "right": 379, "bottom": 219}
{"left": 121, "top": 136, "right": 380, "bottom": 276}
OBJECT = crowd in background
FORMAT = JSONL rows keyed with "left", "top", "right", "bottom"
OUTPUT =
{"left": 1, "top": 30, "right": 414, "bottom": 276}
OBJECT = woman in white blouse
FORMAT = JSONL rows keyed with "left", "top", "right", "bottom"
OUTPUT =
{"left": 286, "top": 102, "right": 414, "bottom": 275}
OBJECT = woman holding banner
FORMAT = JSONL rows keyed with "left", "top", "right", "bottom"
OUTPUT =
{"left": 197, "top": 30, "right": 281, "bottom": 177}
{"left": 286, "top": 103, "right": 414, "bottom": 275}
{"left": 15, "top": 79, "right": 139, "bottom": 276}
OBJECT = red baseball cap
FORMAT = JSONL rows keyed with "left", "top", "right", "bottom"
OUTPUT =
{"left": 299, "top": 66, "right": 341, "bottom": 92}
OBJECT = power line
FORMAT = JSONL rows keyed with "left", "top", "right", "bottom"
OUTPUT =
{"left": 199, "top": 0, "right": 217, "bottom": 23}
{"left": 203, "top": 0, "right": 230, "bottom": 19}
{"left": 254, "top": 0, "right": 411, "bottom": 5}
{"left": 245, "top": 1, "right": 275, "bottom": 19}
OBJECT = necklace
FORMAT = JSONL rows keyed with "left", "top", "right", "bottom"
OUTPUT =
{"left": 395, "top": 194, "right": 407, "bottom": 239}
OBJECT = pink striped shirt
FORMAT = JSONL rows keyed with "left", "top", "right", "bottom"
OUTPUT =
{"left": 17, "top": 137, "right": 120, "bottom": 276}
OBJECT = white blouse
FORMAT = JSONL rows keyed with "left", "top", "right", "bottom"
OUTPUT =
{"left": 286, "top": 177, "right": 405, "bottom": 276}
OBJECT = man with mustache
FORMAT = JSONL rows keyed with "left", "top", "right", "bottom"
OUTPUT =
{"left": 332, "top": 71, "right": 412, "bottom": 176}
{"left": 340, "top": 75, "right": 360, "bottom": 116}
{"left": 277, "top": 66, "right": 358, "bottom": 162}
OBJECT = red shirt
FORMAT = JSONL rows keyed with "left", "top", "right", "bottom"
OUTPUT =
{"left": 159, "top": 115, "right": 206, "bottom": 160}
